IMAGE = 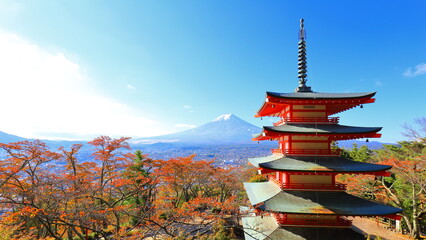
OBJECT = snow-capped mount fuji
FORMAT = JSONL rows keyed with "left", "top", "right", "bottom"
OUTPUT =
{"left": 212, "top": 113, "right": 234, "bottom": 121}
{"left": 132, "top": 114, "right": 262, "bottom": 145}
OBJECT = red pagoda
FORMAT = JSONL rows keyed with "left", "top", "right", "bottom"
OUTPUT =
{"left": 242, "top": 19, "right": 402, "bottom": 240}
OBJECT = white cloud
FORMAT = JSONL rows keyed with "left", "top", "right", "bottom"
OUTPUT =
{"left": 174, "top": 124, "right": 196, "bottom": 128}
{"left": 0, "top": 31, "right": 169, "bottom": 140}
{"left": 403, "top": 63, "right": 426, "bottom": 77}
{"left": 375, "top": 80, "right": 383, "bottom": 86}
{"left": 183, "top": 105, "right": 194, "bottom": 113}
{"left": 126, "top": 84, "right": 136, "bottom": 90}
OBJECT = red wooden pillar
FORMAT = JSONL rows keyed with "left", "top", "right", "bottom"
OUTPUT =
{"left": 285, "top": 172, "right": 290, "bottom": 185}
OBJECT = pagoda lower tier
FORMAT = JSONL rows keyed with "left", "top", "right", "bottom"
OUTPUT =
{"left": 243, "top": 216, "right": 366, "bottom": 240}
{"left": 244, "top": 181, "right": 402, "bottom": 219}
{"left": 243, "top": 181, "right": 402, "bottom": 239}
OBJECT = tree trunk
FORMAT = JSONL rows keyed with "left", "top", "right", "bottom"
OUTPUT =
{"left": 67, "top": 228, "right": 73, "bottom": 240}
{"left": 411, "top": 184, "right": 420, "bottom": 239}
{"left": 402, "top": 215, "right": 413, "bottom": 234}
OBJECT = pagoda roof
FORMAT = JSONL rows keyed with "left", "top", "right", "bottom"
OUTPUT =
{"left": 242, "top": 216, "right": 278, "bottom": 240}
{"left": 267, "top": 91, "right": 376, "bottom": 100}
{"left": 249, "top": 155, "right": 391, "bottom": 173}
{"left": 253, "top": 124, "right": 381, "bottom": 140}
{"left": 245, "top": 181, "right": 402, "bottom": 216}
{"left": 267, "top": 226, "right": 365, "bottom": 240}
{"left": 243, "top": 216, "right": 365, "bottom": 240}
{"left": 256, "top": 91, "right": 376, "bottom": 117}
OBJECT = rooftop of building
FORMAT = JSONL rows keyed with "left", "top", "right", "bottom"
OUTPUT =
{"left": 244, "top": 181, "right": 402, "bottom": 216}
{"left": 249, "top": 155, "right": 391, "bottom": 173}
{"left": 267, "top": 91, "right": 376, "bottom": 100}
{"left": 253, "top": 124, "right": 382, "bottom": 141}
{"left": 242, "top": 216, "right": 366, "bottom": 240}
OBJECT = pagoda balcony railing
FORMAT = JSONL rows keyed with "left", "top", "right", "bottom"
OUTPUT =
{"left": 269, "top": 176, "right": 347, "bottom": 191}
{"left": 273, "top": 214, "right": 352, "bottom": 227}
{"left": 273, "top": 117, "right": 339, "bottom": 126}
{"left": 272, "top": 148, "right": 341, "bottom": 156}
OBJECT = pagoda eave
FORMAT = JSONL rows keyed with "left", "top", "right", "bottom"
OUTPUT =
{"left": 245, "top": 182, "right": 402, "bottom": 216}
{"left": 271, "top": 211, "right": 401, "bottom": 221}
{"left": 249, "top": 155, "right": 392, "bottom": 174}
{"left": 243, "top": 216, "right": 367, "bottom": 240}
{"left": 266, "top": 91, "right": 376, "bottom": 100}
{"left": 258, "top": 168, "right": 391, "bottom": 177}
{"left": 253, "top": 132, "right": 381, "bottom": 141}
{"left": 255, "top": 93, "right": 376, "bottom": 117}
{"left": 258, "top": 209, "right": 401, "bottom": 219}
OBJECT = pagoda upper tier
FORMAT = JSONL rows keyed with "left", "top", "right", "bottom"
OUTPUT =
{"left": 255, "top": 91, "right": 376, "bottom": 118}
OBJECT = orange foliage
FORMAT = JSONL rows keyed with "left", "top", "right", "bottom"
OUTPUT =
{"left": 0, "top": 138, "right": 242, "bottom": 239}
{"left": 0, "top": 137, "right": 155, "bottom": 239}
{"left": 145, "top": 155, "right": 242, "bottom": 237}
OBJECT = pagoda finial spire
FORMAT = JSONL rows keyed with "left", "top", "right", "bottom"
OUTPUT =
{"left": 295, "top": 18, "right": 312, "bottom": 92}
{"left": 299, "top": 18, "right": 305, "bottom": 40}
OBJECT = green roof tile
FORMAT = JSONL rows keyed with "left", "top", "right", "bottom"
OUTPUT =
{"left": 264, "top": 124, "right": 382, "bottom": 134}
{"left": 242, "top": 216, "right": 365, "bottom": 240}
{"left": 249, "top": 155, "right": 391, "bottom": 173}
{"left": 245, "top": 181, "right": 402, "bottom": 216}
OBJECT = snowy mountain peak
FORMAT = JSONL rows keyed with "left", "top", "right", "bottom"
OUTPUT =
{"left": 132, "top": 113, "right": 262, "bottom": 145}
{"left": 213, "top": 113, "right": 233, "bottom": 122}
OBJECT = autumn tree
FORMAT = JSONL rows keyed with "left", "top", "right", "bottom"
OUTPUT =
{"left": 0, "top": 140, "right": 61, "bottom": 239}
{"left": 369, "top": 119, "right": 426, "bottom": 239}
{"left": 145, "top": 155, "right": 241, "bottom": 239}
{"left": 0, "top": 137, "right": 244, "bottom": 239}
{"left": 339, "top": 118, "right": 426, "bottom": 239}
{"left": 373, "top": 144, "right": 425, "bottom": 238}
{"left": 0, "top": 137, "right": 157, "bottom": 239}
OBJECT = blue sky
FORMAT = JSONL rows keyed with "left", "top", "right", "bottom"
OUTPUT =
{"left": 0, "top": 0, "right": 424, "bottom": 142}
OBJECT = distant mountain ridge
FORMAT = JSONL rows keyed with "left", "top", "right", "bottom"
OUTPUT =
{"left": 0, "top": 114, "right": 398, "bottom": 168}
{"left": 0, "top": 114, "right": 396, "bottom": 150}
{"left": 132, "top": 114, "right": 261, "bottom": 145}
{"left": 0, "top": 131, "right": 28, "bottom": 143}
{"left": 337, "top": 140, "right": 390, "bottom": 149}
{"left": 0, "top": 131, "right": 85, "bottom": 149}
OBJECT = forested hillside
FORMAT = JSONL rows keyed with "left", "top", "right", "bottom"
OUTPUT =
{"left": 0, "top": 136, "right": 253, "bottom": 239}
